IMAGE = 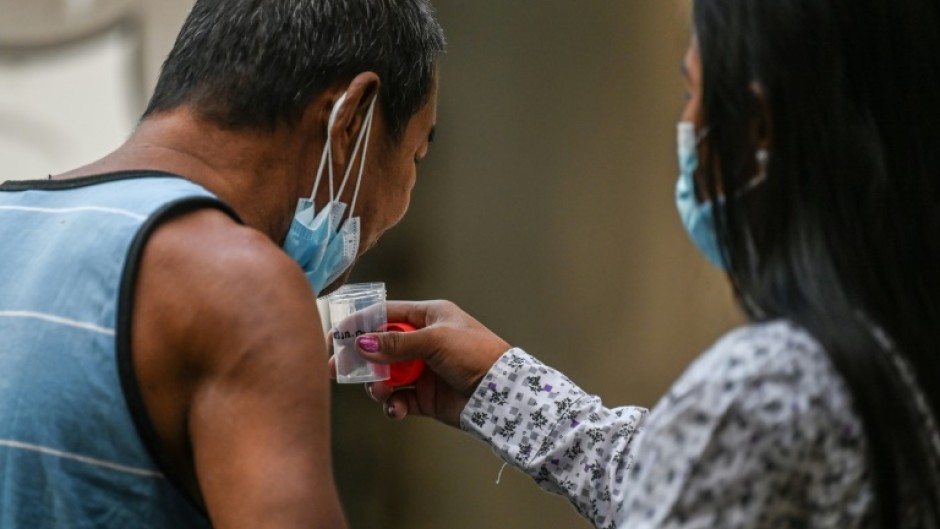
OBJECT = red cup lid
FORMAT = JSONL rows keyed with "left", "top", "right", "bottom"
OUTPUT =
{"left": 378, "top": 322, "right": 425, "bottom": 386}
{"left": 379, "top": 322, "right": 416, "bottom": 333}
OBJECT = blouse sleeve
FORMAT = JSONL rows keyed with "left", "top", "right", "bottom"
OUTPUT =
{"left": 459, "top": 323, "right": 872, "bottom": 529}
{"left": 460, "top": 348, "right": 650, "bottom": 528}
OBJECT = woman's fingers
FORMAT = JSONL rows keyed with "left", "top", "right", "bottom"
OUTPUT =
{"left": 385, "top": 301, "right": 433, "bottom": 329}
{"left": 365, "top": 381, "right": 394, "bottom": 402}
{"left": 385, "top": 299, "right": 464, "bottom": 329}
{"left": 346, "top": 299, "right": 509, "bottom": 426}
{"left": 355, "top": 325, "right": 434, "bottom": 364}
{"left": 385, "top": 391, "right": 414, "bottom": 420}
{"left": 363, "top": 387, "right": 420, "bottom": 421}
{"left": 327, "top": 355, "right": 337, "bottom": 379}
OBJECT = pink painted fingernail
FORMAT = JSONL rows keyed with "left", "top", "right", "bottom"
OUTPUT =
{"left": 357, "top": 335, "right": 380, "bottom": 353}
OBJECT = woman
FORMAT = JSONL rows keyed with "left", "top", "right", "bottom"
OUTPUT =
{"left": 349, "top": 0, "right": 940, "bottom": 526}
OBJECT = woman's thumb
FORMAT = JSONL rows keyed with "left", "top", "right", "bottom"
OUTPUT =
{"left": 355, "top": 330, "right": 419, "bottom": 364}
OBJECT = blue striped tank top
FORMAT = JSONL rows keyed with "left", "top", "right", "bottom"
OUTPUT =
{"left": 0, "top": 172, "right": 240, "bottom": 528}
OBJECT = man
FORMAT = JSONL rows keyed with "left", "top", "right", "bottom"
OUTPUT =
{"left": 0, "top": 1, "right": 443, "bottom": 527}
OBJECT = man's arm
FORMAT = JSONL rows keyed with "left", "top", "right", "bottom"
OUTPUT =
{"left": 132, "top": 208, "right": 346, "bottom": 529}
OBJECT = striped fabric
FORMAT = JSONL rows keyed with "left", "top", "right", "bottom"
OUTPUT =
{"left": 0, "top": 173, "right": 230, "bottom": 528}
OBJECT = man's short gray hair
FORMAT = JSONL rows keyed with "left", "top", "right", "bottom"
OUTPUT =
{"left": 143, "top": 0, "right": 445, "bottom": 139}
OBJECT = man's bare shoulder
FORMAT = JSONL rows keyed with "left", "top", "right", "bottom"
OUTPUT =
{"left": 134, "top": 207, "right": 323, "bottom": 371}
{"left": 130, "top": 209, "right": 343, "bottom": 527}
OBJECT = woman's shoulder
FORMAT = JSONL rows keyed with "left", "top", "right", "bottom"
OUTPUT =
{"left": 668, "top": 320, "right": 842, "bottom": 403}
{"left": 705, "top": 319, "right": 826, "bottom": 373}
{"left": 633, "top": 320, "right": 874, "bottom": 527}
{"left": 658, "top": 319, "right": 865, "bottom": 445}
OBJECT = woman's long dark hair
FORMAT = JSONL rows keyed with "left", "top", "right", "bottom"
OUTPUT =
{"left": 693, "top": 0, "right": 940, "bottom": 526}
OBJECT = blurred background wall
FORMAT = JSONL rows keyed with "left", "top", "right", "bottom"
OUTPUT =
{"left": 0, "top": 1, "right": 741, "bottom": 527}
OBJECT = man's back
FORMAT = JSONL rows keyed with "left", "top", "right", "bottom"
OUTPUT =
{"left": 0, "top": 173, "right": 230, "bottom": 527}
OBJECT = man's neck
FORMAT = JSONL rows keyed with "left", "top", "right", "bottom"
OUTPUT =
{"left": 55, "top": 109, "right": 312, "bottom": 243}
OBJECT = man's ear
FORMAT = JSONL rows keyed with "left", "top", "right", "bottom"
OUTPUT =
{"left": 329, "top": 72, "right": 381, "bottom": 183}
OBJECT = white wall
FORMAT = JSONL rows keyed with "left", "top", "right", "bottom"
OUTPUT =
{"left": 0, "top": 28, "right": 138, "bottom": 180}
{"left": 0, "top": 0, "right": 193, "bottom": 181}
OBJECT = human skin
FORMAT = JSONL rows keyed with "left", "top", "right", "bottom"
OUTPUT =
{"left": 54, "top": 71, "right": 438, "bottom": 528}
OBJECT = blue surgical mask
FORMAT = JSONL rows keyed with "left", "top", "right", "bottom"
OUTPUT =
{"left": 283, "top": 93, "right": 377, "bottom": 295}
{"left": 675, "top": 121, "right": 726, "bottom": 269}
{"left": 675, "top": 122, "right": 768, "bottom": 271}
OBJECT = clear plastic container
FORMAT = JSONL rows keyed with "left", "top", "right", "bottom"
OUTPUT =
{"left": 326, "top": 282, "right": 390, "bottom": 384}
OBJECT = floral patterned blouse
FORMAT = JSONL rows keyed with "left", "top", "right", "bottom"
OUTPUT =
{"left": 460, "top": 320, "right": 875, "bottom": 528}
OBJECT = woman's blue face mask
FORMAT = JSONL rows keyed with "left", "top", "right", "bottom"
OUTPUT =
{"left": 675, "top": 122, "right": 767, "bottom": 270}
{"left": 675, "top": 121, "right": 727, "bottom": 269}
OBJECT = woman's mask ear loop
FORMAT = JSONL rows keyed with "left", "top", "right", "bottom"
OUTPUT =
{"left": 740, "top": 147, "right": 771, "bottom": 297}
{"left": 741, "top": 148, "right": 770, "bottom": 195}
{"left": 754, "top": 148, "right": 769, "bottom": 183}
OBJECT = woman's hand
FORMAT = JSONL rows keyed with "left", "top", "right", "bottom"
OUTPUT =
{"left": 331, "top": 300, "right": 511, "bottom": 427}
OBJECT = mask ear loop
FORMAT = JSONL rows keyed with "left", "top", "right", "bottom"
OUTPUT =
{"left": 309, "top": 140, "right": 333, "bottom": 202}
{"left": 334, "top": 96, "right": 377, "bottom": 220}
{"left": 308, "top": 93, "right": 348, "bottom": 204}
{"left": 678, "top": 122, "right": 710, "bottom": 202}
{"left": 736, "top": 148, "right": 770, "bottom": 197}
{"left": 347, "top": 97, "right": 377, "bottom": 219}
